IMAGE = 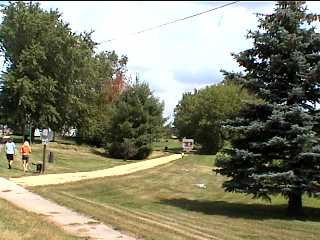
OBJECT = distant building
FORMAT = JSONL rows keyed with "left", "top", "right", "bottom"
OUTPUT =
{"left": 34, "top": 128, "right": 41, "bottom": 137}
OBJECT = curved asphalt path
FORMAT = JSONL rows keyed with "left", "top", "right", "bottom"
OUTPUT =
{"left": 0, "top": 153, "right": 182, "bottom": 240}
{"left": 10, "top": 154, "right": 182, "bottom": 187}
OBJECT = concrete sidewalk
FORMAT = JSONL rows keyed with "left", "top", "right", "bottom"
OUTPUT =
{"left": 11, "top": 154, "right": 182, "bottom": 187}
{"left": 0, "top": 177, "right": 136, "bottom": 240}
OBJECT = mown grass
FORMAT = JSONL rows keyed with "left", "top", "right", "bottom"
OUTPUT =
{"left": 0, "top": 198, "right": 82, "bottom": 240}
{"left": 152, "top": 138, "right": 182, "bottom": 153}
{"left": 0, "top": 138, "right": 133, "bottom": 178}
{"left": 31, "top": 154, "right": 320, "bottom": 240}
{"left": 0, "top": 137, "right": 181, "bottom": 178}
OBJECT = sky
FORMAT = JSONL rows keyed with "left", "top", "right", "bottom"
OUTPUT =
{"left": 3, "top": 1, "right": 320, "bottom": 121}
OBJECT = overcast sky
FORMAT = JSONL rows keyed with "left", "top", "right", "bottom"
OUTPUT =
{"left": 4, "top": 1, "right": 320, "bottom": 121}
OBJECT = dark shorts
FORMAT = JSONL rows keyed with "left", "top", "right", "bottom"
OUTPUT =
{"left": 22, "top": 155, "right": 29, "bottom": 162}
{"left": 6, "top": 154, "right": 13, "bottom": 161}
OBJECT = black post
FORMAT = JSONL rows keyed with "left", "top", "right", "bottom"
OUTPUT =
{"left": 42, "top": 144, "right": 46, "bottom": 173}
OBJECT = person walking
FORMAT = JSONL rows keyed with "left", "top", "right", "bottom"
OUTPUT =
{"left": 20, "top": 141, "right": 32, "bottom": 172}
{"left": 5, "top": 137, "right": 16, "bottom": 169}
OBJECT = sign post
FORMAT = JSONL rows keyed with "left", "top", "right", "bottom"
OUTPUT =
{"left": 42, "top": 143, "right": 46, "bottom": 173}
{"left": 40, "top": 129, "right": 49, "bottom": 173}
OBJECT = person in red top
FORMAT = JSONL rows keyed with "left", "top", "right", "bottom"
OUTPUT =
{"left": 20, "top": 141, "right": 32, "bottom": 172}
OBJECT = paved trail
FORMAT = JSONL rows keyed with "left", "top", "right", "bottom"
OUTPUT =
{"left": 0, "top": 153, "right": 182, "bottom": 239}
{"left": 0, "top": 177, "right": 136, "bottom": 240}
{"left": 11, "top": 154, "right": 182, "bottom": 187}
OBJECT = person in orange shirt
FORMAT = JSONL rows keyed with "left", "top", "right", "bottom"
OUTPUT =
{"left": 20, "top": 141, "right": 32, "bottom": 172}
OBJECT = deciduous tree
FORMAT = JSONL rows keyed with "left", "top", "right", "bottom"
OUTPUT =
{"left": 0, "top": 2, "right": 97, "bottom": 133}
{"left": 174, "top": 83, "right": 258, "bottom": 154}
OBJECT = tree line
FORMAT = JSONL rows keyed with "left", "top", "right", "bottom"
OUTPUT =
{"left": 0, "top": 1, "right": 164, "bottom": 160}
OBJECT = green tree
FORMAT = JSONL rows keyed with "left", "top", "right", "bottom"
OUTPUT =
{"left": 75, "top": 51, "right": 128, "bottom": 146}
{"left": 173, "top": 91, "right": 197, "bottom": 142}
{"left": 215, "top": 1, "right": 320, "bottom": 215}
{"left": 174, "top": 83, "right": 259, "bottom": 154}
{"left": 0, "top": 2, "right": 97, "bottom": 134}
{"left": 162, "top": 121, "right": 175, "bottom": 139}
{"left": 107, "top": 80, "right": 164, "bottom": 160}
{"left": 220, "top": 70, "right": 245, "bottom": 86}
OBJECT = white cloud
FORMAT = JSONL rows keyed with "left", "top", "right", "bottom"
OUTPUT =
{"left": 36, "top": 1, "right": 276, "bottom": 120}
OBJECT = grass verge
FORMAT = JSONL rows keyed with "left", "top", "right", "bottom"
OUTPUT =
{"left": 31, "top": 154, "right": 320, "bottom": 240}
{"left": 0, "top": 198, "right": 82, "bottom": 240}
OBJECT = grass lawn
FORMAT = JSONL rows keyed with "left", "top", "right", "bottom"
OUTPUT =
{"left": 0, "top": 198, "right": 82, "bottom": 240}
{"left": 31, "top": 154, "right": 320, "bottom": 240}
{"left": 0, "top": 139, "right": 132, "bottom": 178}
{"left": 0, "top": 137, "right": 181, "bottom": 178}
{"left": 149, "top": 138, "right": 183, "bottom": 159}
{"left": 152, "top": 138, "right": 182, "bottom": 152}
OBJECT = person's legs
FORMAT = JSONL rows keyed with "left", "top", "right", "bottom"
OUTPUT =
{"left": 22, "top": 160, "right": 27, "bottom": 172}
{"left": 22, "top": 155, "right": 26, "bottom": 172}
{"left": 6, "top": 154, "right": 13, "bottom": 169}
{"left": 25, "top": 157, "right": 29, "bottom": 171}
{"left": 22, "top": 155, "right": 29, "bottom": 172}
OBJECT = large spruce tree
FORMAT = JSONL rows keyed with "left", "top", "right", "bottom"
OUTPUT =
{"left": 215, "top": 1, "right": 320, "bottom": 215}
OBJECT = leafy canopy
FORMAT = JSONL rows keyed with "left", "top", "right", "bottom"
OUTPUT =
{"left": 0, "top": 2, "right": 97, "bottom": 131}
{"left": 174, "top": 83, "right": 259, "bottom": 154}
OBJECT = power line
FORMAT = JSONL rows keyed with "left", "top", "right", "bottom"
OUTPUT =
{"left": 98, "top": 1, "right": 239, "bottom": 44}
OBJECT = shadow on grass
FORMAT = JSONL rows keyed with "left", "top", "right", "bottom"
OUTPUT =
{"left": 89, "top": 148, "right": 137, "bottom": 162}
{"left": 56, "top": 140, "right": 76, "bottom": 146}
{"left": 164, "top": 147, "right": 183, "bottom": 154}
{"left": 7, "top": 167, "right": 40, "bottom": 176}
{"left": 90, "top": 148, "right": 108, "bottom": 158}
{"left": 159, "top": 198, "right": 320, "bottom": 221}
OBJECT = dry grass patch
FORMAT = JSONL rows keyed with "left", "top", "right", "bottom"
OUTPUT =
{"left": 0, "top": 198, "right": 81, "bottom": 240}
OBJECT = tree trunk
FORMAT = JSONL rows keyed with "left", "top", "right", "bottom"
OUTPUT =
{"left": 31, "top": 126, "right": 36, "bottom": 143}
{"left": 22, "top": 124, "right": 26, "bottom": 142}
{"left": 287, "top": 192, "right": 302, "bottom": 216}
